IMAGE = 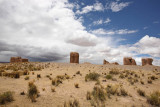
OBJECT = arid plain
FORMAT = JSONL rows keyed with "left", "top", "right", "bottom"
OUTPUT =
{"left": 0, "top": 62, "right": 160, "bottom": 107}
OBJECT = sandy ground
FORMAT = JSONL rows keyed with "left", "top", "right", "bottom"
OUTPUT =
{"left": 0, "top": 62, "right": 160, "bottom": 107}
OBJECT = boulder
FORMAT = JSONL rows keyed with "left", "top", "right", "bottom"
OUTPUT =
{"left": 70, "top": 52, "right": 79, "bottom": 63}
{"left": 142, "top": 58, "right": 153, "bottom": 66}
{"left": 123, "top": 57, "right": 136, "bottom": 65}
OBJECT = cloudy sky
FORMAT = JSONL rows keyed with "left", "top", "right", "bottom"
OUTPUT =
{"left": 0, "top": 0, "right": 160, "bottom": 65}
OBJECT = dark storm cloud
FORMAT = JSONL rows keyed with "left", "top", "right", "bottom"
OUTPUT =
{"left": 0, "top": 41, "right": 67, "bottom": 62}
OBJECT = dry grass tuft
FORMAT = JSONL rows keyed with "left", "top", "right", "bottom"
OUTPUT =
{"left": 74, "top": 83, "right": 79, "bottom": 88}
{"left": 85, "top": 72, "right": 100, "bottom": 82}
{"left": 0, "top": 91, "right": 14, "bottom": 105}
{"left": 147, "top": 91, "right": 160, "bottom": 106}
{"left": 28, "top": 81, "right": 39, "bottom": 102}
{"left": 25, "top": 76, "right": 29, "bottom": 80}
{"left": 137, "top": 89, "right": 145, "bottom": 97}
{"left": 64, "top": 99, "right": 80, "bottom": 107}
{"left": 105, "top": 74, "right": 112, "bottom": 79}
{"left": 86, "top": 91, "right": 91, "bottom": 100}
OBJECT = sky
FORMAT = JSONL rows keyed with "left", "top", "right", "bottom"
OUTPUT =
{"left": 0, "top": 0, "right": 160, "bottom": 65}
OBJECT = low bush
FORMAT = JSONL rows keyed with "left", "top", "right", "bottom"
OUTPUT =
{"left": 137, "top": 89, "right": 145, "bottom": 97}
{"left": 109, "top": 68, "right": 119, "bottom": 75}
{"left": 147, "top": 91, "right": 160, "bottom": 106}
{"left": 74, "top": 83, "right": 79, "bottom": 88}
{"left": 0, "top": 91, "right": 14, "bottom": 105}
{"left": 28, "top": 82, "right": 39, "bottom": 102}
{"left": 86, "top": 91, "right": 91, "bottom": 100}
{"left": 92, "top": 86, "right": 106, "bottom": 102}
{"left": 85, "top": 72, "right": 100, "bottom": 82}
{"left": 64, "top": 99, "right": 80, "bottom": 107}
{"left": 105, "top": 74, "right": 112, "bottom": 79}
{"left": 25, "top": 76, "right": 29, "bottom": 80}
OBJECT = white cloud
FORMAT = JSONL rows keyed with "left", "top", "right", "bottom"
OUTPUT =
{"left": 153, "top": 21, "right": 159, "bottom": 24}
{"left": 106, "top": 1, "right": 131, "bottom": 12}
{"left": 92, "top": 18, "right": 111, "bottom": 25}
{"left": 134, "top": 35, "right": 160, "bottom": 57}
{"left": 93, "top": 2, "right": 104, "bottom": 11}
{"left": 76, "top": 2, "right": 104, "bottom": 14}
{"left": 93, "top": 19, "right": 103, "bottom": 25}
{"left": 143, "top": 26, "right": 148, "bottom": 30}
{"left": 76, "top": 5, "right": 93, "bottom": 14}
{"left": 104, "top": 18, "right": 111, "bottom": 24}
{"left": 90, "top": 28, "right": 138, "bottom": 35}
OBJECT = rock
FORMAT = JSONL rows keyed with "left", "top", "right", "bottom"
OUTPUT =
{"left": 123, "top": 57, "right": 136, "bottom": 65}
{"left": 142, "top": 58, "right": 153, "bottom": 66}
{"left": 70, "top": 52, "right": 79, "bottom": 63}
{"left": 103, "top": 59, "right": 109, "bottom": 65}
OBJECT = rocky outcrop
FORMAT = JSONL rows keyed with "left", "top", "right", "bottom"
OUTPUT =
{"left": 142, "top": 58, "right": 153, "bottom": 66}
{"left": 10, "top": 57, "right": 29, "bottom": 63}
{"left": 123, "top": 57, "right": 136, "bottom": 65}
{"left": 103, "top": 59, "right": 109, "bottom": 65}
{"left": 70, "top": 52, "right": 79, "bottom": 63}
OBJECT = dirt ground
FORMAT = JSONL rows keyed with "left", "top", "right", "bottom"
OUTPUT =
{"left": 0, "top": 62, "right": 160, "bottom": 107}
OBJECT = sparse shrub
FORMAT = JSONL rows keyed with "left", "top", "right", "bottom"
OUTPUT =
{"left": 150, "top": 75, "right": 157, "bottom": 80}
{"left": 140, "top": 80, "right": 144, "bottom": 85}
{"left": 20, "top": 91, "right": 25, "bottom": 95}
{"left": 92, "top": 86, "right": 106, "bottom": 102}
{"left": 28, "top": 82, "right": 38, "bottom": 102}
{"left": 85, "top": 72, "right": 100, "bottom": 82}
{"left": 109, "top": 68, "right": 119, "bottom": 75}
{"left": 119, "top": 74, "right": 125, "bottom": 79}
{"left": 147, "top": 91, "right": 160, "bottom": 106}
{"left": 52, "top": 78, "right": 62, "bottom": 86}
{"left": 106, "top": 74, "right": 112, "bottom": 79}
{"left": 134, "top": 74, "right": 138, "bottom": 77}
{"left": 25, "top": 76, "right": 29, "bottom": 80}
{"left": 120, "top": 88, "right": 128, "bottom": 96}
{"left": 64, "top": 99, "right": 80, "bottom": 107}
{"left": 46, "top": 75, "right": 50, "bottom": 78}
{"left": 106, "top": 85, "right": 119, "bottom": 97}
{"left": 74, "top": 83, "right": 79, "bottom": 88}
{"left": 32, "top": 72, "right": 34, "bottom": 75}
{"left": 95, "top": 80, "right": 100, "bottom": 85}
{"left": 76, "top": 71, "right": 80, "bottom": 75}
{"left": 51, "top": 87, "right": 55, "bottom": 92}
{"left": 23, "top": 70, "right": 29, "bottom": 75}
{"left": 86, "top": 91, "right": 91, "bottom": 100}
{"left": 65, "top": 75, "right": 70, "bottom": 79}
{"left": 37, "top": 74, "right": 41, "bottom": 78}
{"left": 148, "top": 80, "right": 152, "bottom": 84}
{"left": 0, "top": 91, "right": 14, "bottom": 105}
{"left": 12, "top": 72, "right": 20, "bottom": 78}
{"left": 42, "top": 88, "right": 45, "bottom": 91}
{"left": 137, "top": 89, "right": 145, "bottom": 97}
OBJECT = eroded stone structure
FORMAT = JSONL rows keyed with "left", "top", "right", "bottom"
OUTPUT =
{"left": 103, "top": 59, "right": 109, "bottom": 65}
{"left": 123, "top": 57, "right": 136, "bottom": 65}
{"left": 142, "top": 58, "right": 153, "bottom": 66}
{"left": 10, "top": 57, "right": 29, "bottom": 63}
{"left": 70, "top": 52, "right": 79, "bottom": 63}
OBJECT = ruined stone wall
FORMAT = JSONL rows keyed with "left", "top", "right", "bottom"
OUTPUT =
{"left": 70, "top": 52, "right": 79, "bottom": 63}
{"left": 103, "top": 59, "right": 109, "bottom": 65}
{"left": 142, "top": 58, "right": 153, "bottom": 66}
{"left": 10, "top": 57, "right": 29, "bottom": 63}
{"left": 123, "top": 57, "right": 136, "bottom": 65}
